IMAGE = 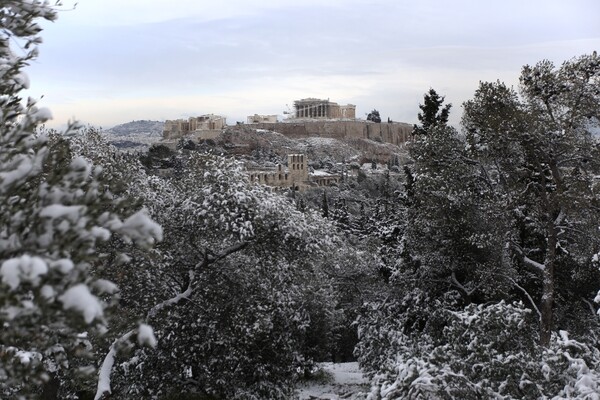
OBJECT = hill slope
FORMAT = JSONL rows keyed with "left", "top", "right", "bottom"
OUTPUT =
{"left": 105, "top": 120, "right": 164, "bottom": 136}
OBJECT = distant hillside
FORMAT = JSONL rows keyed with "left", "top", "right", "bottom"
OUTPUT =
{"left": 105, "top": 120, "right": 164, "bottom": 136}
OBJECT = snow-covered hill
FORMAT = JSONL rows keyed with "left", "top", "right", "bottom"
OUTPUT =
{"left": 105, "top": 120, "right": 164, "bottom": 136}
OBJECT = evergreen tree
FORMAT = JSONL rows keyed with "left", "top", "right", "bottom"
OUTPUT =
{"left": 463, "top": 53, "right": 600, "bottom": 346}
{"left": 321, "top": 190, "right": 329, "bottom": 218}
{"left": 72, "top": 148, "right": 353, "bottom": 399}
{"left": 401, "top": 123, "right": 498, "bottom": 302}
{"left": 330, "top": 198, "right": 350, "bottom": 231}
{"left": 412, "top": 88, "right": 452, "bottom": 135}
{"left": 356, "top": 53, "right": 600, "bottom": 399}
{"left": 367, "top": 109, "right": 382, "bottom": 123}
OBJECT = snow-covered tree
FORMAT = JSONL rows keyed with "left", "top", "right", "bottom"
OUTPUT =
{"left": 401, "top": 116, "right": 503, "bottom": 305}
{"left": 412, "top": 88, "right": 452, "bottom": 136}
{"left": 358, "top": 300, "right": 600, "bottom": 399}
{"left": 367, "top": 109, "right": 382, "bottom": 123}
{"left": 356, "top": 54, "right": 600, "bottom": 398}
{"left": 64, "top": 145, "right": 351, "bottom": 399}
{"left": 0, "top": 4, "right": 161, "bottom": 397}
{"left": 463, "top": 54, "right": 600, "bottom": 345}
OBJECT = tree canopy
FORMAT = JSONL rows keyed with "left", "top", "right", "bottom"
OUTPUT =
{"left": 3, "top": 4, "right": 600, "bottom": 399}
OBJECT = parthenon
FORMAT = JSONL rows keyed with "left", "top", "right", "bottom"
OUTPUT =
{"left": 293, "top": 98, "right": 356, "bottom": 120}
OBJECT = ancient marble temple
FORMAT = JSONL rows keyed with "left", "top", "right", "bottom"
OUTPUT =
{"left": 293, "top": 98, "right": 356, "bottom": 120}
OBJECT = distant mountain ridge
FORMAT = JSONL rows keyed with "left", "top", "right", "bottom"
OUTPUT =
{"left": 105, "top": 120, "right": 164, "bottom": 136}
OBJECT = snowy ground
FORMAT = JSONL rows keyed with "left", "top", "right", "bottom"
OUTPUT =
{"left": 295, "top": 362, "right": 370, "bottom": 400}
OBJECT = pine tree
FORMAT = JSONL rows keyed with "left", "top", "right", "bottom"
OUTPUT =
{"left": 462, "top": 53, "right": 600, "bottom": 346}
{"left": 412, "top": 88, "right": 452, "bottom": 136}
{"left": 321, "top": 191, "right": 329, "bottom": 218}
{"left": 367, "top": 109, "right": 382, "bottom": 123}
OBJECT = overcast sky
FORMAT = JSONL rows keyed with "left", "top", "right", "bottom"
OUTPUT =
{"left": 27, "top": 0, "right": 600, "bottom": 129}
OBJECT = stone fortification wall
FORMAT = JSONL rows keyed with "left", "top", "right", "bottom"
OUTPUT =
{"left": 252, "top": 121, "right": 412, "bottom": 146}
{"left": 190, "top": 130, "right": 222, "bottom": 140}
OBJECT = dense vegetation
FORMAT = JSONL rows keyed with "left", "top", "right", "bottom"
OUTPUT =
{"left": 2, "top": 3, "right": 600, "bottom": 399}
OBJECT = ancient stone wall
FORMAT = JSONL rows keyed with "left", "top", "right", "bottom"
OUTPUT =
{"left": 247, "top": 114, "right": 278, "bottom": 123}
{"left": 251, "top": 121, "right": 412, "bottom": 146}
{"left": 190, "top": 130, "right": 222, "bottom": 140}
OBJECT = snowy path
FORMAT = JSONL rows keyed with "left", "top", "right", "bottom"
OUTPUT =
{"left": 295, "top": 362, "right": 370, "bottom": 400}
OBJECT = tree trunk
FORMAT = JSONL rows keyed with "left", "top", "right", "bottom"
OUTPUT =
{"left": 540, "top": 219, "right": 556, "bottom": 347}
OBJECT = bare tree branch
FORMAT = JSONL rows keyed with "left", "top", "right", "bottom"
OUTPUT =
{"left": 450, "top": 271, "right": 478, "bottom": 297}
{"left": 495, "top": 274, "right": 542, "bottom": 322}
{"left": 509, "top": 241, "right": 546, "bottom": 273}
{"left": 94, "top": 240, "right": 250, "bottom": 399}
{"left": 581, "top": 296, "right": 597, "bottom": 317}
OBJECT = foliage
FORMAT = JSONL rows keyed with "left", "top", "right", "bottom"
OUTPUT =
{"left": 357, "top": 54, "right": 600, "bottom": 399}
{"left": 401, "top": 93, "right": 504, "bottom": 305}
{"left": 6, "top": 3, "right": 600, "bottom": 398}
{"left": 367, "top": 110, "right": 382, "bottom": 123}
{"left": 62, "top": 141, "right": 354, "bottom": 399}
{"left": 357, "top": 300, "right": 600, "bottom": 399}
{"left": 0, "top": 4, "right": 161, "bottom": 398}
{"left": 463, "top": 54, "right": 600, "bottom": 344}
{"left": 139, "top": 144, "right": 176, "bottom": 169}
{"left": 412, "top": 88, "right": 452, "bottom": 136}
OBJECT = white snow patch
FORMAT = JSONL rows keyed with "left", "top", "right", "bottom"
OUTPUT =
{"left": 311, "top": 170, "right": 335, "bottom": 177}
{"left": 93, "top": 279, "right": 119, "bottom": 294}
{"left": 15, "top": 350, "right": 41, "bottom": 365}
{"left": 94, "top": 330, "right": 135, "bottom": 400}
{"left": 90, "top": 226, "right": 111, "bottom": 241}
{"left": 137, "top": 323, "right": 158, "bottom": 348}
{"left": 296, "top": 362, "right": 369, "bottom": 400}
{"left": 118, "top": 210, "right": 163, "bottom": 245}
{"left": 0, "top": 255, "right": 48, "bottom": 290}
{"left": 39, "top": 204, "right": 85, "bottom": 222}
{"left": 303, "top": 137, "right": 341, "bottom": 146}
{"left": 41, "top": 284, "right": 55, "bottom": 300}
{"left": 95, "top": 343, "right": 116, "bottom": 400}
{"left": 15, "top": 72, "right": 30, "bottom": 89}
{"left": 59, "top": 284, "right": 103, "bottom": 324}
{"left": 31, "top": 107, "right": 53, "bottom": 122}
{"left": 0, "top": 152, "right": 42, "bottom": 190}
{"left": 50, "top": 258, "right": 74, "bottom": 274}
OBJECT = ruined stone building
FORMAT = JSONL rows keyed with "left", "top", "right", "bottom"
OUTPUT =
{"left": 163, "top": 114, "right": 226, "bottom": 139}
{"left": 293, "top": 98, "right": 356, "bottom": 120}
{"left": 248, "top": 154, "right": 339, "bottom": 191}
{"left": 161, "top": 97, "right": 412, "bottom": 149}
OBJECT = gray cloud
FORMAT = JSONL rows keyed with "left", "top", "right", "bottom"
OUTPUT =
{"left": 27, "top": 0, "right": 600, "bottom": 128}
